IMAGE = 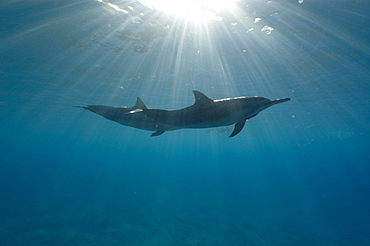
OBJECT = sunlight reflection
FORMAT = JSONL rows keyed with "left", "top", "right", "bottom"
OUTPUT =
{"left": 138, "top": 0, "right": 239, "bottom": 21}
{"left": 261, "top": 25, "right": 274, "bottom": 34}
{"left": 96, "top": 0, "right": 129, "bottom": 14}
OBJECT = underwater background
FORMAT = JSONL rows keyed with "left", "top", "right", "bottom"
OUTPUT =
{"left": 1, "top": 0, "right": 369, "bottom": 245}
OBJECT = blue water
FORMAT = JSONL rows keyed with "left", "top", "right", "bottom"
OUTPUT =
{"left": 1, "top": 0, "right": 369, "bottom": 245}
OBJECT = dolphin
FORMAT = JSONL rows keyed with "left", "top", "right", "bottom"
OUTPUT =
{"left": 74, "top": 97, "right": 173, "bottom": 132}
{"left": 135, "top": 90, "right": 290, "bottom": 137}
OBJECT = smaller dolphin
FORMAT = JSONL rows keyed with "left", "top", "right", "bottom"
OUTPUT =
{"left": 135, "top": 91, "right": 290, "bottom": 137}
{"left": 74, "top": 97, "right": 172, "bottom": 132}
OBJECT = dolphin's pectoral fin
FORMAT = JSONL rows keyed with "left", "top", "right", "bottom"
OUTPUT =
{"left": 229, "top": 118, "right": 247, "bottom": 137}
{"left": 151, "top": 129, "right": 167, "bottom": 136}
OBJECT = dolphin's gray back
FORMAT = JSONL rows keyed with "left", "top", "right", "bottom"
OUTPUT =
{"left": 142, "top": 93, "right": 290, "bottom": 136}
{"left": 143, "top": 100, "right": 245, "bottom": 128}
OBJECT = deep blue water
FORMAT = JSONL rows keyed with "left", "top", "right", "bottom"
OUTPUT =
{"left": 1, "top": 0, "right": 369, "bottom": 245}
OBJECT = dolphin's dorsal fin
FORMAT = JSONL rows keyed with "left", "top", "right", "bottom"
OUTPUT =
{"left": 133, "top": 97, "right": 148, "bottom": 109}
{"left": 193, "top": 90, "right": 213, "bottom": 105}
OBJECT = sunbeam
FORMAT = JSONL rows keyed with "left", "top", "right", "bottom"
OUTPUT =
{"left": 138, "top": 0, "right": 239, "bottom": 21}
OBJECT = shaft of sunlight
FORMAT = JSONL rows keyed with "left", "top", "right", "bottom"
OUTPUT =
{"left": 139, "top": 0, "right": 239, "bottom": 21}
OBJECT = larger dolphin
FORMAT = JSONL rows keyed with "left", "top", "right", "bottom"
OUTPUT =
{"left": 74, "top": 97, "right": 172, "bottom": 132}
{"left": 135, "top": 90, "right": 290, "bottom": 137}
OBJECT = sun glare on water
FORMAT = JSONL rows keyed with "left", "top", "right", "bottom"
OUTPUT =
{"left": 138, "top": 0, "right": 239, "bottom": 21}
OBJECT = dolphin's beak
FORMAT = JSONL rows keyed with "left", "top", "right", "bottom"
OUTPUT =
{"left": 264, "top": 98, "right": 290, "bottom": 108}
{"left": 272, "top": 98, "right": 291, "bottom": 104}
